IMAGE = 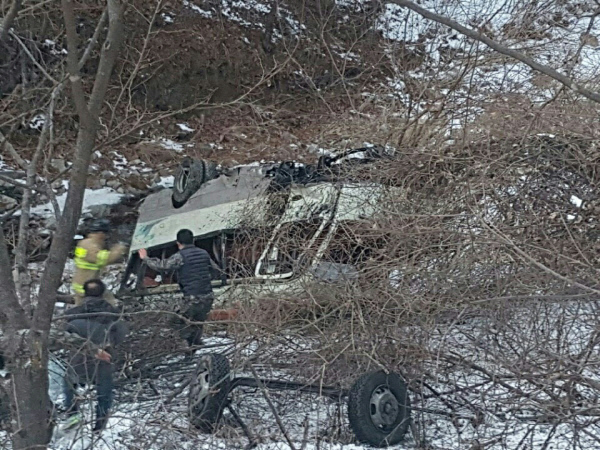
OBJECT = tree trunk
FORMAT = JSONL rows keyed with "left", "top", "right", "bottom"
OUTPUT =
{"left": 7, "top": 336, "right": 52, "bottom": 449}
{"left": 0, "top": 2, "right": 125, "bottom": 447}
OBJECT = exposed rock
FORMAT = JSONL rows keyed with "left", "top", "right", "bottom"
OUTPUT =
{"left": 0, "top": 194, "right": 17, "bottom": 210}
{"left": 127, "top": 175, "right": 149, "bottom": 191}
{"left": 107, "top": 180, "right": 122, "bottom": 190}
{"left": 87, "top": 179, "right": 103, "bottom": 189}
{"left": 87, "top": 204, "right": 113, "bottom": 217}
{"left": 45, "top": 216, "right": 57, "bottom": 231}
{"left": 50, "top": 158, "right": 67, "bottom": 173}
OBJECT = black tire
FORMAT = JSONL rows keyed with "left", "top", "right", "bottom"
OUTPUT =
{"left": 347, "top": 370, "right": 411, "bottom": 448}
{"left": 172, "top": 157, "right": 205, "bottom": 207}
{"left": 188, "top": 353, "right": 231, "bottom": 432}
{"left": 203, "top": 160, "right": 219, "bottom": 181}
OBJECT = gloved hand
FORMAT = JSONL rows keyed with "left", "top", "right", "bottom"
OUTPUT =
{"left": 113, "top": 242, "right": 129, "bottom": 256}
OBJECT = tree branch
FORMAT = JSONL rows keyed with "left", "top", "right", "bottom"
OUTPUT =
{"left": 0, "top": 174, "right": 28, "bottom": 189}
{"left": 14, "top": 82, "right": 63, "bottom": 315}
{"left": 78, "top": 7, "right": 107, "bottom": 71}
{"left": 88, "top": 0, "right": 125, "bottom": 116}
{"left": 0, "top": 0, "right": 20, "bottom": 43}
{"left": 61, "top": 0, "right": 92, "bottom": 124}
{"left": 387, "top": 0, "right": 600, "bottom": 104}
{"left": 0, "top": 130, "right": 27, "bottom": 169}
{"left": 8, "top": 30, "right": 58, "bottom": 84}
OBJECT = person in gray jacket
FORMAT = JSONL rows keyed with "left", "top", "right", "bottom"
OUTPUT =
{"left": 61, "top": 279, "right": 128, "bottom": 432}
{"left": 139, "top": 229, "right": 219, "bottom": 346}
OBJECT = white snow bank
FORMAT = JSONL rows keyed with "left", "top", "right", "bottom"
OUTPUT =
{"left": 183, "top": 0, "right": 212, "bottom": 18}
{"left": 156, "top": 176, "right": 174, "bottom": 188}
{"left": 177, "top": 123, "right": 194, "bottom": 132}
{"left": 27, "top": 187, "right": 124, "bottom": 219}
{"left": 184, "top": 0, "right": 304, "bottom": 37}
{"left": 158, "top": 138, "right": 184, "bottom": 152}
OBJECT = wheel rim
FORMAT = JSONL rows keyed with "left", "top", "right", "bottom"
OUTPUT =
{"left": 189, "top": 357, "right": 211, "bottom": 414}
{"left": 176, "top": 166, "right": 190, "bottom": 193}
{"left": 369, "top": 385, "right": 400, "bottom": 431}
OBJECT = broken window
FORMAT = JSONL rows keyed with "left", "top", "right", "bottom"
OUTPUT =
{"left": 225, "top": 229, "right": 271, "bottom": 280}
{"left": 321, "top": 222, "right": 377, "bottom": 266}
{"left": 256, "top": 219, "right": 326, "bottom": 278}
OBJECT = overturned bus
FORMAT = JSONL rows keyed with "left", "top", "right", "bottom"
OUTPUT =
{"left": 119, "top": 147, "right": 397, "bottom": 304}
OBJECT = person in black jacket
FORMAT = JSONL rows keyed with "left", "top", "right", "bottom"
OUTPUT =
{"left": 138, "top": 229, "right": 219, "bottom": 346}
{"left": 61, "top": 279, "right": 127, "bottom": 432}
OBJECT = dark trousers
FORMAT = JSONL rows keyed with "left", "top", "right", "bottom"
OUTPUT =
{"left": 63, "top": 357, "right": 113, "bottom": 430}
{"left": 173, "top": 294, "right": 214, "bottom": 346}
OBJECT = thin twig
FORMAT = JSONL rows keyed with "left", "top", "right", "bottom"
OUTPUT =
{"left": 8, "top": 30, "right": 58, "bottom": 84}
{"left": 249, "top": 364, "right": 297, "bottom": 450}
{"left": 78, "top": 7, "right": 108, "bottom": 71}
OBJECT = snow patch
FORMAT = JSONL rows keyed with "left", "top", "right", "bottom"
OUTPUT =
{"left": 177, "top": 123, "right": 194, "bottom": 132}
{"left": 570, "top": 195, "right": 583, "bottom": 208}
{"left": 158, "top": 138, "right": 184, "bottom": 152}
{"left": 183, "top": 0, "right": 212, "bottom": 18}
{"left": 27, "top": 187, "right": 124, "bottom": 219}
{"left": 42, "top": 39, "right": 68, "bottom": 56}
{"left": 29, "top": 114, "right": 46, "bottom": 131}
{"left": 335, "top": 0, "right": 367, "bottom": 11}
{"left": 161, "top": 13, "right": 174, "bottom": 23}
{"left": 156, "top": 176, "right": 174, "bottom": 188}
{"left": 112, "top": 151, "right": 128, "bottom": 169}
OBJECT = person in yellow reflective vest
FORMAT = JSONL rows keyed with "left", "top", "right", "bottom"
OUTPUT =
{"left": 72, "top": 219, "right": 127, "bottom": 306}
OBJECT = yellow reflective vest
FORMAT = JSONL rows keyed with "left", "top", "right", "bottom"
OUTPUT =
{"left": 72, "top": 234, "right": 126, "bottom": 295}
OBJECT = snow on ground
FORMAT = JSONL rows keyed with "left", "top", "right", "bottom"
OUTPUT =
{"left": 26, "top": 186, "right": 124, "bottom": 220}
{"left": 33, "top": 298, "right": 600, "bottom": 449}
{"left": 339, "top": 0, "right": 600, "bottom": 129}
{"left": 177, "top": 123, "right": 195, "bottom": 133}
{"left": 167, "top": 0, "right": 599, "bottom": 132}
{"left": 157, "top": 138, "right": 185, "bottom": 152}
{"left": 183, "top": 0, "right": 212, "bottom": 18}
{"left": 155, "top": 175, "right": 175, "bottom": 188}
{"left": 29, "top": 113, "right": 46, "bottom": 131}
{"left": 181, "top": 0, "right": 304, "bottom": 38}
{"left": 3, "top": 258, "right": 600, "bottom": 449}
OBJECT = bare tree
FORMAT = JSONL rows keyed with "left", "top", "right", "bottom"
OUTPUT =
{"left": 0, "top": 0, "right": 126, "bottom": 447}
{"left": 386, "top": 0, "right": 600, "bottom": 104}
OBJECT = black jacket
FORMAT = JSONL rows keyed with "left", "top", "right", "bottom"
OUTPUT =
{"left": 63, "top": 296, "right": 127, "bottom": 348}
{"left": 178, "top": 245, "right": 214, "bottom": 296}
{"left": 144, "top": 245, "right": 216, "bottom": 296}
